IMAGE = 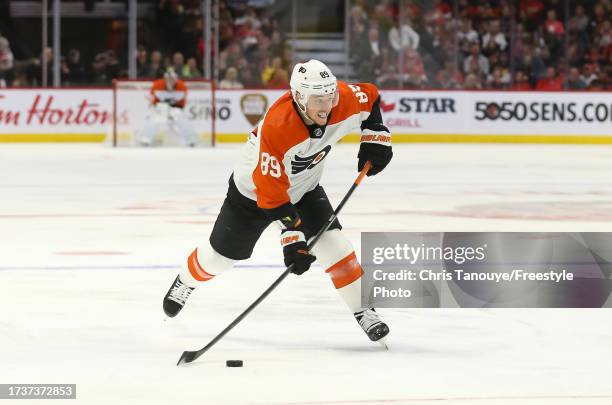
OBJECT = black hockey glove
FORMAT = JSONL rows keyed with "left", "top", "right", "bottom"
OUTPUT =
{"left": 265, "top": 202, "right": 316, "bottom": 275}
{"left": 281, "top": 229, "right": 316, "bottom": 275}
{"left": 358, "top": 142, "right": 393, "bottom": 176}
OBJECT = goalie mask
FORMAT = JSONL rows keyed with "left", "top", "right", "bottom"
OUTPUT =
{"left": 164, "top": 69, "right": 178, "bottom": 90}
{"left": 290, "top": 60, "right": 339, "bottom": 122}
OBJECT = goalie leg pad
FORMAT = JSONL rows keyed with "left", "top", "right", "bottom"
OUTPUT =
{"left": 139, "top": 122, "right": 164, "bottom": 145}
{"left": 179, "top": 239, "right": 235, "bottom": 287}
{"left": 173, "top": 112, "right": 199, "bottom": 146}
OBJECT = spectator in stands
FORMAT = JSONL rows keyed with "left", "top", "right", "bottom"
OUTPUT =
{"left": 587, "top": 78, "right": 604, "bottom": 90}
{"left": 350, "top": 1, "right": 368, "bottom": 30}
{"left": 137, "top": 45, "right": 150, "bottom": 78}
{"left": 536, "top": 66, "right": 563, "bottom": 90}
{"left": 171, "top": 52, "right": 186, "bottom": 78}
{"left": 482, "top": 20, "right": 508, "bottom": 53}
{"left": 463, "top": 72, "right": 483, "bottom": 89}
{"left": 105, "top": 50, "right": 120, "bottom": 81}
{"left": 435, "top": 60, "right": 464, "bottom": 88}
{"left": 571, "top": 5, "right": 590, "bottom": 32}
{"left": 234, "top": 56, "right": 260, "bottom": 87}
{"left": 219, "top": 67, "right": 244, "bottom": 89}
{"left": 219, "top": 41, "right": 242, "bottom": 73}
{"left": 267, "top": 30, "right": 284, "bottom": 59}
{"left": 590, "top": 3, "right": 608, "bottom": 37}
{"left": 280, "top": 44, "right": 293, "bottom": 71}
{"left": 463, "top": 43, "right": 489, "bottom": 76}
{"left": 27, "top": 47, "right": 54, "bottom": 86}
{"left": 580, "top": 64, "right": 599, "bottom": 87}
{"left": 0, "top": 35, "right": 14, "bottom": 86}
{"left": 597, "top": 20, "right": 611, "bottom": 48}
{"left": 401, "top": 48, "right": 428, "bottom": 86}
{"left": 62, "top": 49, "right": 86, "bottom": 85}
{"left": 566, "top": 67, "right": 587, "bottom": 90}
{"left": 544, "top": 9, "right": 565, "bottom": 37}
{"left": 377, "top": 62, "right": 399, "bottom": 89}
{"left": 146, "top": 50, "right": 165, "bottom": 79}
{"left": 353, "top": 26, "right": 383, "bottom": 83}
{"left": 11, "top": 70, "right": 30, "bottom": 87}
{"left": 237, "top": 20, "right": 260, "bottom": 55}
{"left": 266, "top": 67, "right": 289, "bottom": 88}
{"left": 89, "top": 52, "right": 110, "bottom": 85}
{"left": 425, "top": 0, "right": 452, "bottom": 28}
{"left": 511, "top": 70, "right": 532, "bottom": 90}
{"left": 457, "top": 18, "right": 479, "bottom": 54}
{"left": 183, "top": 57, "right": 202, "bottom": 79}
{"left": 260, "top": 55, "right": 287, "bottom": 87}
{"left": 487, "top": 66, "right": 510, "bottom": 89}
{"left": 522, "top": 47, "right": 547, "bottom": 83}
{"left": 520, "top": 0, "right": 545, "bottom": 31}
{"left": 388, "top": 20, "right": 420, "bottom": 53}
{"left": 350, "top": 3, "right": 368, "bottom": 52}
{"left": 544, "top": 9, "right": 565, "bottom": 59}
{"left": 261, "top": 56, "right": 282, "bottom": 86}
{"left": 235, "top": 6, "right": 262, "bottom": 29}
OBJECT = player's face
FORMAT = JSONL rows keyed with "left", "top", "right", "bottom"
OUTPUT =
{"left": 306, "top": 91, "right": 338, "bottom": 125}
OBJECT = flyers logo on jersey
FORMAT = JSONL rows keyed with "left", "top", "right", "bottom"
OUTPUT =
{"left": 291, "top": 145, "right": 332, "bottom": 174}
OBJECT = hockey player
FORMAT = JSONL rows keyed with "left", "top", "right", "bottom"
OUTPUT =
{"left": 138, "top": 69, "right": 199, "bottom": 146}
{"left": 163, "top": 60, "right": 393, "bottom": 342}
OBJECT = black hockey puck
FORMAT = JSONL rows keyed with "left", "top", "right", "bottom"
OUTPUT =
{"left": 226, "top": 360, "right": 243, "bottom": 367}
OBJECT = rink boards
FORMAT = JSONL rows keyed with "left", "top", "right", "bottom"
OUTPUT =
{"left": 0, "top": 88, "right": 611, "bottom": 143}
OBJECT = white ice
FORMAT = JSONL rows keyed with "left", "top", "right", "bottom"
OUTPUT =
{"left": 1, "top": 143, "right": 612, "bottom": 405}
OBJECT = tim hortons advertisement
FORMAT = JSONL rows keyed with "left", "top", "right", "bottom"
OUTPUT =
{"left": 0, "top": 89, "right": 114, "bottom": 141}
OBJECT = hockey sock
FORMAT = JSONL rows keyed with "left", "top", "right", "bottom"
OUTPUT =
{"left": 179, "top": 240, "right": 235, "bottom": 288}
{"left": 325, "top": 252, "right": 364, "bottom": 313}
{"left": 311, "top": 229, "right": 364, "bottom": 313}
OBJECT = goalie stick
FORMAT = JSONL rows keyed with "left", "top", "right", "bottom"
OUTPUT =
{"left": 177, "top": 161, "right": 373, "bottom": 366}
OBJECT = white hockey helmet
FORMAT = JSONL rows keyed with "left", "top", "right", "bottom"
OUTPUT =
{"left": 290, "top": 59, "right": 337, "bottom": 109}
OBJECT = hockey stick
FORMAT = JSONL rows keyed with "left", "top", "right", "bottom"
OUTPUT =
{"left": 177, "top": 161, "right": 373, "bottom": 366}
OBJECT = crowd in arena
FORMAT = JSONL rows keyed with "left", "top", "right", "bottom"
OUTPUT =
{"left": 350, "top": 0, "right": 611, "bottom": 90}
{"left": 0, "top": 0, "right": 610, "bottom": 90}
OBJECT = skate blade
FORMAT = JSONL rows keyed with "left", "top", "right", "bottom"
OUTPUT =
{"left": 377, "top": 338, "right": 389, "bottom": 350}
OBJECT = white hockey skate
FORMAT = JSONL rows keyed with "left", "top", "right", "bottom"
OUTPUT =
{"left": 354, "top": 308, "right": 389, "bottom": 347}
{"left": 163, "top": 276, "right": 194, "bottom": 318}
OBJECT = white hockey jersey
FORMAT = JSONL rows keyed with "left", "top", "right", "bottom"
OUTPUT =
{"left": 233, "top": 80, "right": 391, "bottom": 210}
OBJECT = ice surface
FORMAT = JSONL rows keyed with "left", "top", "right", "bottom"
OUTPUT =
{"left": 1, "top": 143, "right": 612, "bottom": 405}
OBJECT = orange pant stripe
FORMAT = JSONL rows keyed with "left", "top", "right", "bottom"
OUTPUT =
{"left": 187, "top": 248, "right": 215, "bottom": 282}
{"left": 325, "top": 252, "right": 363, "bottom": 289}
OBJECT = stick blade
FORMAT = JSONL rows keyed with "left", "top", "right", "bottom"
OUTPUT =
{"left": 177, "top": 350, "right": 199, "bottom": 366}
{"left": 377, "top": 338, "right": 389, "bottom": 350}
